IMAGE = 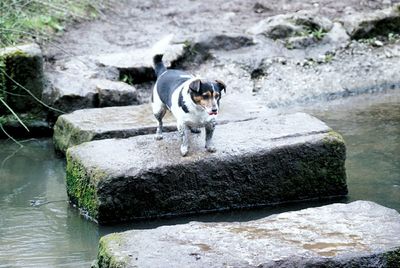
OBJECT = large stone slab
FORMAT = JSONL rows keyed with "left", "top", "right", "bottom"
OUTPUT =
{"left": 65, "top": 113, "right": 347, "bottom": 224}
{"left": 44, "top": 73, "right": 138, "bottom": 114}
{"left": 53, "top": 93, "right": 265, "bottom": 153}
{"left": 43, "top": 40, "right": 185, "bottom": 114}
{"left": 96, "top": 201, "right": 400, "bottom": 268}
{"left": 53, "top": 105, "right": 174, "bottom": 153}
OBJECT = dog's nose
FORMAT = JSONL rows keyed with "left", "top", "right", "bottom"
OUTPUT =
{"left": 212, "top": 108, "right": 218, "bottom": 113}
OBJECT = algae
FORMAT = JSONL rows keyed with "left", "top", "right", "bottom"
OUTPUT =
{"left": 66, "top": 151, "right": 104, "bottom": 220}
{"left": 97, "top": 233, "right": 128, "bottom": 268}
{"left": 53, "top": 116, "right": 95, "bottom": 153}
{"left": 3, "top": 49, "right": 44, "bottom": 113}
{"left": 385, "top": 248, "right": 400, "bottom": 268}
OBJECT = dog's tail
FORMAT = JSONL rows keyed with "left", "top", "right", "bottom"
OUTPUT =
{"left": 151, "top": 34, "right": 173, "bottom": 77}
{"left": 153, "top": 54, "right": 166, "bottom": 77}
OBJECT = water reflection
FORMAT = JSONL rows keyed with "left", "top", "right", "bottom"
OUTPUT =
{"left": 306, "top": 92, "right": 400, "bottom": 211}
{"left": 0, "top": 140, "right": 98, "bottom": 268}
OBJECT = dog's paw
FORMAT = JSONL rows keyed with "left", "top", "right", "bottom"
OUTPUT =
{"left": 180, "top": 145, "right": 189, "bottom": 156}
{"left": 206, "top": 145, "right": 217, "bottom": 153}
{"left": 190, "top": 128, "right": 201, "bottom": 134}
{"left": 155, "top": 134, "right": 163, "bottom": 140}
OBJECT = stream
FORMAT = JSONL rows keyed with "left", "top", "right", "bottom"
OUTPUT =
{"left": 0, "top": 91, "right": 399, "bottom": 267}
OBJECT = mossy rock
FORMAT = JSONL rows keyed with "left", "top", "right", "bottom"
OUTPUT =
{"left": 97, "top": 233, "right": 128, "bottom": 268}
{"left": 385, "top": 248, "right": 400, "bottom": 268}
{"left": 94, "top": 201, "right": 400, "bottom": 267}
{"left": 66, "top": 152, "right": 102, "bottom": 220}
{"left": 65, "top": 113, "right": 348, "bottom": 224}
{"left": 0, "top": 43, "right": 45, "bottom": 114}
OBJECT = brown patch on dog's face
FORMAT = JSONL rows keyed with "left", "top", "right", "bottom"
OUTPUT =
{"left": 190, "top": 80, "right": 224, "bottom": 115}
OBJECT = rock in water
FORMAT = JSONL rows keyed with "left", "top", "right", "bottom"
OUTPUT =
{"left": 95, "top": 201, "right": 400, "bottom": 268}
{"left": 65, "top": 113, "right": 347, "bottom": 224}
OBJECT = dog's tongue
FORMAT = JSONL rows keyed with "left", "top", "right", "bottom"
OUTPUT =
{"left": 208, "top": 112, "right": 218, "bottom": 115}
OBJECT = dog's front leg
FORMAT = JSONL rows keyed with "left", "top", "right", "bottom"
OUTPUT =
{"left": 205, "top": 120, "right": 217, "bottom": 153}
{"left": 178, "top": 123, "right": 190, "bottom": 156}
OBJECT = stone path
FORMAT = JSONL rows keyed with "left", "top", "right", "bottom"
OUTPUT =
{"left": 65, "top": 113, "right": 347, "bottom": 224}
{"left": 96, "top": 201, "right": 400, "bottom": 268}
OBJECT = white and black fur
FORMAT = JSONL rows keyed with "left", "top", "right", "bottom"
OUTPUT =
{"left": 152, "top": 54, "right": 226, "bottom": 156}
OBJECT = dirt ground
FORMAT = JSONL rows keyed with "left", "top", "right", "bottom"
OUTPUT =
{"left": 44, "top": 0, "right": 399, "bottom": 59}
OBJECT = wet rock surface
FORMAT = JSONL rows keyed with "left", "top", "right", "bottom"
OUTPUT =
{"left": 96, "top": 201, "right": 400, "bottom": 268}
{"left": 65, "top": 113, "right": 347, "bottom": 224}
{"left": 53, "top": 93, "right": 266, "bottom": 153}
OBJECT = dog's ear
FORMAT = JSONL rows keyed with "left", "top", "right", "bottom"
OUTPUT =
{"left": 189, "top": 79, "right": 201, "bottom": 92}
{"left": 215, "top": 79, "right": 226, "bottom": 93}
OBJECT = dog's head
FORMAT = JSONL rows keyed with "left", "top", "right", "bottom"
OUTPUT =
{"left": 188, "top": 79, "right": 226, "bottom": 115}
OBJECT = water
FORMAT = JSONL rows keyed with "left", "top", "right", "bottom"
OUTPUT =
{"left": 0, "top": 91, "right": 399, "bottom": 267}
{"left": 305, "top": 91, "right": 400, "bottom": 210}
{"left": 0, "top": 140, "right": 98, "bottom": 267}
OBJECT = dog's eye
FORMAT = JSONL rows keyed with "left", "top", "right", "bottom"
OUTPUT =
{"left": 214, "top": 92, "right": 220, "bottom": 98}
{"left": 202, "top": 93, "right": 210, "bottom": 99}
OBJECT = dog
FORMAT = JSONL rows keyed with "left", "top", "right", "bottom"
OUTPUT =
{"left": 151, "top": 54, "right": 226, "bottom": 156}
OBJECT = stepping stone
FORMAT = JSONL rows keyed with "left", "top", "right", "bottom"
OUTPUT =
{"left": 44, "top": 73, "right": 138, "bottom": 114}
{"left": 44, "top": 40, "right": 185, "bottom": 113}
{"left": 53, "top": 93, "right": 265, "bottom": 153}
{"left": 95, "top": 201, "right": 400, "bottom": 268}
{"left": 92, "top": 43, "right": 185, "bottom": 84}
{"left": 54, "top": 105, "right": 175, "bottom": 153}
{"left": 93, "top": 44, "right": 184, "bottom": 69}
{"left": 65, "top": 112, "right": 347, "bottom": 224}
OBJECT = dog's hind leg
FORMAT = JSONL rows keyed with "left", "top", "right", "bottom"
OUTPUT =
{"left": 154, "top": 107, "right": 167, "bottom": 140}
{"left": 152, "top": 88, "right": 167, "bottom": 140}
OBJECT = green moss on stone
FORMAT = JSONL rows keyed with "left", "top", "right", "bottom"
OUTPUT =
{"left": 323, "top": 130, "right": 345, "bottom": 148}
{"left": 3, "top": 49, "right": 44, "bottom": 113}
{"left": 385, "top": 248, "right": 400, "bottom": 268}
{"left": 53, "top": 116, "right": 95, "bottom": 153}
{"left": 97, "top": 233, "right": 128, "bottom": 268}
{"left": 66, "top": 151, "right": 105, "bottom": 220}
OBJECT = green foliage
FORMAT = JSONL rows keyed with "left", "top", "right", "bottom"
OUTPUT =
{"left": 311, "top": 28, "right": 327, "bottom": 40}
{"left": 388, "top": 32, "right": 400, "bottom": 43}
{"left": 0, "top": 0, "right": 109, "bottom": 47}
{"left": 120, "top": 74, "right": 134, "bottom": 85}
{"left": 300, "top": 27, "right": 327, "bottom": 41}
